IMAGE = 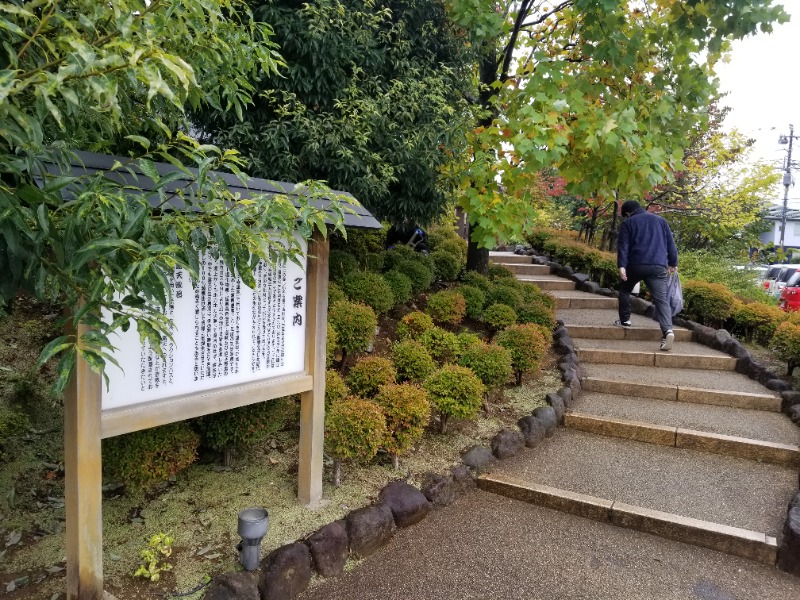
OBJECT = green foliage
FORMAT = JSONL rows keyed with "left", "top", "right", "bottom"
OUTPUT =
{"left": 487, "top": 265, "right": 516, "bottom": 281}
{"left": 396, "top": 311, "right": 435, "bottom": 340}
{"left": 730, "top": 302, "right": 786, "bottom": 345}
{"left": 346, "top": 357, "right": 397, "bottom": 398}
{"left": 682, "top": 280, "right": 737, "bottom": 327}
{"left": 373, "top": 383, "right": 431, "bottom": 458}
{"left": 428, "top": 224, "right": 467, "bottom": 262}
{"left": 496, "top": 324, "right": 550, "bottom": 385}
{"left": 456, "top": 285, "right": 487, "bottom": 320}
{"left": 383, "top": 270, "right": 414, "bottom": 307}
{"left": 425, "top": 290, "right": 467, "bottom": 325}
{"left": 328, "top": 301, "right": 378, "bottom": 358}
{"left": 456, "top": 332, "right": 484, "bottom": 355}
{"left": 103, "top": 423, "right": 200, "bottom": 489}
{"left": 325, "top": 396, "right": 387, "bottom": 462}
{"left": 460, "top": 271, "right": 491, "bottom": 292}
{"left": 329, "top": 250, "right": 360, "bottom": 282}
{"left": 458, "top": 342, "right": 513, "bottom": 392}
{"left": 198, "top": 0, "right": 475, "bottom": 226}
{"left": 340, "top": 271, "right": 395, "bottom": 314}
{"left": 326, "top": 322, "right": 338, "bottom": 368}
{"left": 384, "top": 245, "right": 420, "bottom": 271}
{"left": 395, "top": 259, "right": 435, "bottom": 295}
{"left": 331, "top": 228, "right": 387, "bottom": 256}
{"left": 483, "top": 303, "right": 518, "bottom": 332}
{"left": 196, "top": 397, "right": 297, "bottom": 452}
{"left": 529, "top": 231, "right": 618, "bottom": 288}
{"left": 515, "top": 293, "right": 557, "bottom": 329}
{"left": 678, "top": 251, "right": 775, "bottom": 303}
{"left": 325, "top": 369, "right": 349, "bottom": 409}
{"left": 132, "top": 533, "right": 175, "bottom": 582}
{"left": 328, "top": 282, "right": 347, "bottom": 307}
{"left": 419, "top": 326, "right": 462, "bottom": 365}
{"left": 770, "top": 321, "right": 800, "bottom": 374}
{"left": 362, "top": 252, "right": 386, "bottom": 273}
{"left": 0, "top": 0, "right": 352, "bottom": 392}
{"left": 391, "top": 340, "right": 436, "bottom": 383}
{"left": 423, "top": 365, "right": 484, "bottom": 433}
{"left": 520, "top": 283, "right": 557, "bottom": 311}
{"left": 431, "top": 249, "right": 464, "bottom": 282}
{"left": 485, "top": 284, "right": 523, "bottom": 310}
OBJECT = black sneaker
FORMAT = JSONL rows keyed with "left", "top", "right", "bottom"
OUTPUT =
{"left": 660, "top": 330, "right": 674, "bottom": 351}
{"left": 614, "top": 319, "right": 632, "bottom": 328}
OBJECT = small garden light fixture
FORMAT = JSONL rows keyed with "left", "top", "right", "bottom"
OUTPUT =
{"left": 236, "top": 507, "right": 269, "bottom": 571}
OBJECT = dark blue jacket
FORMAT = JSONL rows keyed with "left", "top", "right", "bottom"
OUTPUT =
{"left": 617, "top": 208, "right": 678, "bottom": 269}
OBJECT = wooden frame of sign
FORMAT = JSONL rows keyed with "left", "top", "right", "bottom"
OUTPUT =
{"left": 57, "top": 152, "right": 381, "bottom": 600}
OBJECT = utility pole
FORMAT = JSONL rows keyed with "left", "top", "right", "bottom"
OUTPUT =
{"left": 779, "top": 125, "right": 798, "bottom": 251}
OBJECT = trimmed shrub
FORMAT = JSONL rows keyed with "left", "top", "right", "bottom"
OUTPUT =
{"left": 383, "top": 245, "right": 419, "bottom": 270}
{"left": 520, "top": 283, "right": 556, "bottom": 311}
{"left": 196, "top": 396, "right": 297, "bottom": 454}
{"left": 103, "top": 422, "right": 200, "bottom": 489}
{"left": 395, "top": 259, "right": 434, "bottom": 295}
{"left": 487, "top": 264, "right": 516, "bottom": 281}
{"left": 425, "top": 290, "right": 466, "bottom": 325}
{"left": 458, "top": 342, "right": 513, "bottom": 393}
{"left": 730, "top": 301, "right": 786, "bottom": 344}
{"left": 436, "top": 238, "right": 468, "bottom": 264}
{"left": 325, "top": 369, "right": 349, "bottom": 408}
{"left": 682, "top": 280, "right": 737, "bottom": 327}
{"left": 485, "top": 284, "right": 523, "bottom": 309}
{"left": 340, "top": 271, "right": 395, "bottom": 314}
{"left": 383, "top": 269, "right": 413, "bottom": 306}
{"left": 484, "top": 303, "right": 518, "bottom": 332}
{"left": 325, "top": 396, "right": 387, "bottom": 485}
{"left": 424, "top": 365, "right": 485, "bottom": 433}
{"left": 460, "top": 271, "right": 491, "bottom": 292}
{"left": 496, "top": 323, "right": 550, "bottom": 385}
{"left": 428, "top": 224, "right": 467, "bottom": 261}
{"left": 419, "top": 326, "right": 462, "bottom": 365}
{"left": 346, "top": 357, "right": 397, "bottom": 398}
{"left": 431, "top": 249, "right": 463, "bottom": 282}
{"left": 326, "top": 322, "right": 338, "bottom": 368}
{"left": 391, "top": 339, "right": 436, "bottom": 383}
{"left": 329, "top": 249, "right": 359, "bottom": 282}
{"left": 328, "top": 281, "right": 346, "bottom": 307}
{"left": 515, "top": 301, "right": 556, "bottom": 330}
{"left": 374, "top": 383, "right": 431, "bottom": 465}
{"left": 396, "top": 311, "right": 435, "bottom": 340}
{"left": 361, "top": 252, "right": 385, "bottom": 273}
{"left": 455, "top": 285, "right": 486, "bottom": 320}
{"left": 331, "top": 227, "right": 386, "bottom": 256}
{"left": 456, "top": 332, "right": 484, "bottom": 355}
{"left": 328, "top": 301, "right": 378, "bottom": 364}
{"left": 770, "top": 321, "right": 800, "bottom": 375}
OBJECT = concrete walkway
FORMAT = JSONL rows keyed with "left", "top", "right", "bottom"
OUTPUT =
{"left": 300, "top": 254, "right": 800, "bottom": 599}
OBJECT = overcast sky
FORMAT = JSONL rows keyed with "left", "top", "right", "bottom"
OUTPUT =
{"left": 715, "top": 3, "right": 799, "bottom": 204}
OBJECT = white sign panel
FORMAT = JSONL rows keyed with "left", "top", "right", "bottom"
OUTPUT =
{"left": 102, "top": 237, "right": 308, "bottom": 411}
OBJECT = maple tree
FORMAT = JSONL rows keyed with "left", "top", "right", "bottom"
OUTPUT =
{"left": 447, "top": 0, "right": 789, "bottom": 271}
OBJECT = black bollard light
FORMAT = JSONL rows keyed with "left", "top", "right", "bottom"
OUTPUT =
{"left": 236, "top": 507, "right": 269, "bottom": 571}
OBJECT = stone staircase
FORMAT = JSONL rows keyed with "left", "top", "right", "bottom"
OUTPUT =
{"left": 482, "top": 252, "right": 800, "bottom": 566}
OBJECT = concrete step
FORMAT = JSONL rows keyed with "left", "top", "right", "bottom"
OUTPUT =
{"left": 564, "top": 412, "right": 800, "bottom": 467}
{"left": 550, "top": 289, "right": 618, "bottom": 309}
{"left": 488, "top": 252, "right": 532, "bottom": 264}
{"left": 517, "top": 275, "right": 576, "bottom": 290}
{"left": 571, "top": 392, "right": 800, "bottom": 447}
{"left": 581, "top": 363, "right": 780, "bottom": 412}
{"left": 576, "top": 347, "right": 737, "bottom": 371}
{"left": 496, "top": 262, "right": 551, "bottom": 275}
{"left": 558, "top": 308, "right": 688, "bottom": 333}
{"left": 483, "top": 428, "right": 798, "bottom": 560}
{"left": 567, "top": 325, "right": 693, "bottom": 342}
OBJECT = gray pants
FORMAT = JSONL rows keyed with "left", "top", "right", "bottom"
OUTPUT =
{"left": 618, "top": 264, "right": 672, "bottom": 336}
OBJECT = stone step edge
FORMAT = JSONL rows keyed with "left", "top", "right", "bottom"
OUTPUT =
{"left": 564, "top": 412, "right": 800, "bottom": 467}
{"left": 581, "top": 377, "right": 781, "bottom": 412}
{"left": 477, "top": 474, "right": 778, "bottom": 565}
{"left": 566, "top": 325, "right": 693, "bottom": 342}
{"left": 577, "top": 348, "right": 737, "bottom": 371}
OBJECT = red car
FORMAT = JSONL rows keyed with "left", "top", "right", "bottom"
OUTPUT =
{"left": 779, "top": 271, "right": 800, "bottom": 312}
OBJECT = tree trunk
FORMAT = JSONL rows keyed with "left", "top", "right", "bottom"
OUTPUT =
{"left": 466, "top": 226, "right": 489, "bottom": 275}
{"left": 439, "top": 414, "right": 449, "bottom": 434}
{"left": 391, "top": 454, "right": 400, "bottom": 470}
{"left": 223, "top": 447, "right": 232, "bottom": 467}
{"left": 332, "top": 459, "right": 342, "bottom": 487}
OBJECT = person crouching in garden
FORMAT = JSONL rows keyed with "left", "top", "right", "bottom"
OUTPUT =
{"left": 615, "top": 200, "right": 678, "bottom": 351}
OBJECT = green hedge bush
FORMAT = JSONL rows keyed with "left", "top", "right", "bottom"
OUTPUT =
{"left": 682, "top": 280, "right": 737, "bottom": 328}
{"left": 329, "top": 249, "right": 359, "bottom": 282}
{"left": 325, "top": 369, "right": 349, "bottom": 408}
{"left": 340, "top": 271, "right": 395, "bottom": 314}
{"left": 485, "top": 284, "right": 523, "bottom": 309}
{"left": 424, "top": 365, "right": 485, "bottom": 433}
{"left": 328, "top": 301, "right": 378, "bottom": 364}
{"left": 103, "top": 422, "right": 199, "bottom": 489}
{"left": 425, "top": 290, "right": 466, "bottom": 325}
{"left": 419, "top": 326, "right": 462, "bottom": 365}
{"left": 328, "top": 282, "right": 346, "bottom": 308}
{"left": 383, "top": 269, "right": 413, "bottom": 306}
{"left": 196, "top": 397, "right": 297, "bottom": 454}
{"left": 455, "top": 285, "right": 486, "bottom": 320}
{"left": 395, "top": 259, "right": 434, "bottom": 295}
{"left": 346, "top": 357, "right": 397, "bottom": 398}
{"left": 326, "top": 322, "right": 338, "bottom": 368}
{"left": 730, "top": 301, "right": 786, "bottom": 345}
{"left": 373, "top": 383, "right": 431, "bottom": 465}
{"left": 396, "top": 311, "right": 435, "bottom": 340}
{"left": 770, "top": 321, "right": 800, "bottom": 375}
{"left": 496, "top": 323, "right": 550, "bottom": 385}
{"left": 458, "top": 342, "right": 513, "bottom": 393}
{"left": 487, "top": 264, "right": 516, "bottom": 281}
{"left": 391, "top": 339, "right": 436, "bottom": 383}
{"left": 483, "top": 303, "right": 518, "bottom": 332}
{"left": 325, "top": 396, "right": 387, "bottom": 485}
{"left": 460, "top": 271, "right": 491, "bottom": 292}
{"left": 431, "top": 249, "right": 463, "bottom": 282}
{"left": 456, "top": 332, "right": 484, "bottom": 354}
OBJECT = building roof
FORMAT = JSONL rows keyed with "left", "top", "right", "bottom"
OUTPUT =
{"left": 765, "top": 204, "right": 800, "bottom": 222}
{"left": 45, "top": 150, "right": 382, "bottom": 230}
